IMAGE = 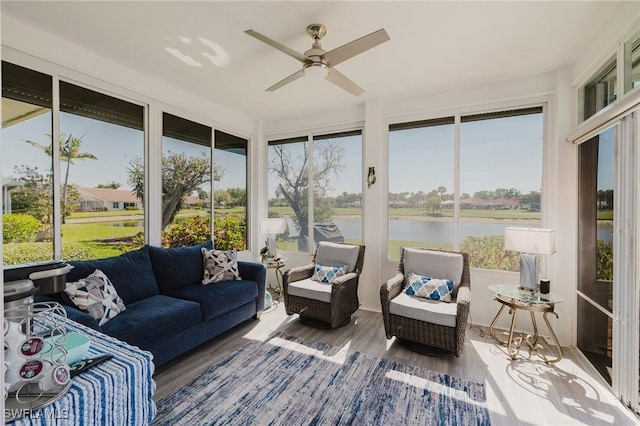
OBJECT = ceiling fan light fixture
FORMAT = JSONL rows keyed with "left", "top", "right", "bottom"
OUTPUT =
{"left": 304, "top": 62, "right": 329, "bottom": 79}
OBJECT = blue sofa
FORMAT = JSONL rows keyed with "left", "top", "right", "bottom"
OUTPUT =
{"left": 52, "top": 242, "right": 266, "bottom": 367}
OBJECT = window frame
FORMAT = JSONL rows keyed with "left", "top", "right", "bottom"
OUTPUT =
{"left": 383, "top": 101, "right": 550, "bottom": 271}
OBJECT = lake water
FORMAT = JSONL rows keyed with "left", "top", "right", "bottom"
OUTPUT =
{"left": 332, "top": 216, "right": 614, "bottom": 243}
{"left": 105, "top": 216, "right": 614, "bottom": 244}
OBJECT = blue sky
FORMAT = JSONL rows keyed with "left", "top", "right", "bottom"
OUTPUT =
{"left": 3, "top": 110, "right": 613, "bottom": 198}
{"left": 2, "top": 112, "right": 246, "bottom": 192}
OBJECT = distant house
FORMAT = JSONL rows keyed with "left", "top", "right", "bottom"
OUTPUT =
{"left": 77, "top": 187, "right": 142, "bottom": 212}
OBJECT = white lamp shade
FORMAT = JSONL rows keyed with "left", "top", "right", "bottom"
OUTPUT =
{"left": 504, "top": 227, "right": 556, "bottom": 255}
{"left": 260, "top": 218, "right": 285, "bottom": 235}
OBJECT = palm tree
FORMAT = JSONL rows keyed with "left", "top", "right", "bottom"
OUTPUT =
{"left": 26, "top": 133, "right": 97, "bottom": 222}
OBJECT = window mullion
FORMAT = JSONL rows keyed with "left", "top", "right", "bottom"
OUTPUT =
{"left": 52, "top": 76, "right": 62, "bottom": 260}
{"left": 453, "top": 114, "right": 461, "bottom": 251}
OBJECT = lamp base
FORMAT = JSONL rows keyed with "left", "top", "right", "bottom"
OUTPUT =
{"left": 518, "top": 254, "right": 538, "bottom": 292}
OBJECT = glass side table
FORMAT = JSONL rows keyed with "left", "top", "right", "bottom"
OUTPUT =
{"left": 488, "top": 284, "right": 565, "bottom": 364}
{"left": 259, "top": 257, "right": 288, "bottom": 301}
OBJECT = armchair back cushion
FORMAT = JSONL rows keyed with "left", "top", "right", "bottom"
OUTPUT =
{"left": 315, "top": 242, "right": 360, "bottom": 273}
{"left": 402, "top": 248, "right": 464, "bottom": 296}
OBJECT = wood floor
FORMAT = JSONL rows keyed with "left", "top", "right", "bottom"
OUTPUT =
{"left": 153, "top": 302, "right": 639, "bottom": 425}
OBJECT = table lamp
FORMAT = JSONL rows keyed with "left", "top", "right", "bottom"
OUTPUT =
{"left": 259, "top": 218, "right": 285, "bottom": 259}
{"left": 504, "top": 227, "right": 556, "bottom": 292}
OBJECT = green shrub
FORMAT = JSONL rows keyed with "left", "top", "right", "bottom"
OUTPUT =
{"left": 162, "top": 215, "right": 211, "bottom": 248}
{"left": 213, "top": 215, "right": 246, "bottom": 251}
{"left": 460, "top": 234, "right": 520, "bottom": 271}
{"left": 161, "top": 214, "right": 247, "bottom": 250}
{"left": 2, "top": 242, "right": 94, "bottom": 265}
{"left": 596, "top": 239, "right": 613, "bottom": 281}
{"left": 3, "top": 214, "right": 40, "bottom": 243}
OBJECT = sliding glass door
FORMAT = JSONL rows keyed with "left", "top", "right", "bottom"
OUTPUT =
{"left": 577, "top": 114, "right": 639, "bottom": 412}
{"left": 577, "top": 127, "right": 615, "bottom": 384}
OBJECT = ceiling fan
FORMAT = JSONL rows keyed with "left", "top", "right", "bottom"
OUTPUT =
{"left": 245, "top": 24, "right": 390, "bottom": 96}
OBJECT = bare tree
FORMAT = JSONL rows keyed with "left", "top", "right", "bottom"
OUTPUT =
{"left": 269, "top": 141, "right": 344, "bottom": 249}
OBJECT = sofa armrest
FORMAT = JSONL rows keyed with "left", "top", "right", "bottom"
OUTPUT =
{"left": 238, "top": 261, "right": 267, "bottom": 313}
{"left": 63, "top": 305, "right": 102, "bottom": 331}
{"left": 34, "top": 294, "right": 102, "bottom": 331}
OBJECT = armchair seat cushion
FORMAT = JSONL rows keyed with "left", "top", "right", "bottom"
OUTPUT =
{"left": 288, "top": 278, "right": 332, "bottom": 303}
{"left": 389, "top": 293, "right": 457, "bottom": 328}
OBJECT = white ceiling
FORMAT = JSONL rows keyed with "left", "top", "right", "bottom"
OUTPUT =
{"left": 1, "top": 1, "right": 627, "bottom": 121}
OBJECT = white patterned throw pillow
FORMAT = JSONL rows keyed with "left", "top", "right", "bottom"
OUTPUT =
{"left": 202, "top": 248, "right": 242, "bottom": 284}
{"left": 64, "top": 269, "right": 126, "bottom": 326}
{"left": 404, "top": 272, "right": 455, "bottom": 303}
{"left": 311, "top": 264, "right": 348, "bottom": 284}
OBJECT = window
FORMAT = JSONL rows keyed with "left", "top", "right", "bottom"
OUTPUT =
{"left": 387, "top": 107, "right": 544, "bottom": 270}
{"left": 214, "top": 130, "right": 248, "bottom": 251}
{"left": 2, "top": 62, "right": 54, "bottom": 265}
{"left": 582, "top": 56, "right": 617, "bottom": 121}
{"left": 268, "top": 130, "right": 363, "bottom": 265}
{"left": 624, "top": 34, "right": 640, "bottom": 94}
{"left": 388, "top": 118, "right": 454, "bottom": 260}
{"left": 161, "top": 112, "right": 212, "bottom": 248}
{"left": 268, "top": 137, "right": 310, "bottom": 256}
{"left": 60, "top": 82, "right": 145, "bottom": 260}
{"left": 459, "top": 108, "right": 543, "bottom": 270}
{"left": 313, "top": 131, "right": 363, "bottom": 246}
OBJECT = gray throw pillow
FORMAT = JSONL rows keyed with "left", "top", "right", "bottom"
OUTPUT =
{"left": 64, "top": 269, "right": 126, "bottom": 326}
{"left": 202, "top": 248, "right": 242, "bottom": 284}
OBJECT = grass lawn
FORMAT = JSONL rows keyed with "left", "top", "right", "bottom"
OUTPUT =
{"left": 269, "top": 206, "right": 541, "bottom": 220}
{"left": 62, "top": 222, "right": 143, "bottom": 259}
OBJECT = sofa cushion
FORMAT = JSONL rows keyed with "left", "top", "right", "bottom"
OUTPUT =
{"left": 402, "top": 248, "right": 464, "bottom": 294}
{"left": 288, "top": 278, "right": 332, "bottom": 303}
{"left": 67, "top": 246, "right": 159, "bottom": 305}
{"left": 167, "top": 280, "right": 258, "bottom": 321}
{"left": 148, "top": 241, "right": 213, "bottom": 293}
{"left": 389, "top": 292, "right": 458, "bottom": 328}
{"left": 315, "top": 242, "right": 360, "bottom": 273}
{"left": 101, "top": 295, "right": 201, "bottom": 350}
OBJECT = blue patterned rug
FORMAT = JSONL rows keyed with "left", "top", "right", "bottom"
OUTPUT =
{"left": 154, "top": 333, "right": 491, "bottom": 425}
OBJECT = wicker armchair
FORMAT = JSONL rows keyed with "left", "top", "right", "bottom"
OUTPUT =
{"left": 283, "top": 242, "right": 365, "bottom": 328}
{"left": 380, "top": 247, "right": 471, "bottom": 357}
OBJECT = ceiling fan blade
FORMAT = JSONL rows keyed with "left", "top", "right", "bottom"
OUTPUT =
{"left": 322, "top": 28, "right": 390, "bottom": 67}
{"left": 245, "top": 29, "right": 309, "bottom": 63}
{"left": 325, "top": 68, "right": 364, "bottom": 97}
{"left": 266, "top": 69, "right": 305, "bottom": 92}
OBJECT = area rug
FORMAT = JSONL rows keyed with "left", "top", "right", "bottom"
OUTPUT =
{"left": 154, "top": 333, "right": 491, "bottom": 425}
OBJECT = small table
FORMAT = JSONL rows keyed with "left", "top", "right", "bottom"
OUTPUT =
{"left": 260, "top": 257, "right": 288, "bottom": 300}
{"left": 488, "top": 284, "right": 564, "bottom": 364}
